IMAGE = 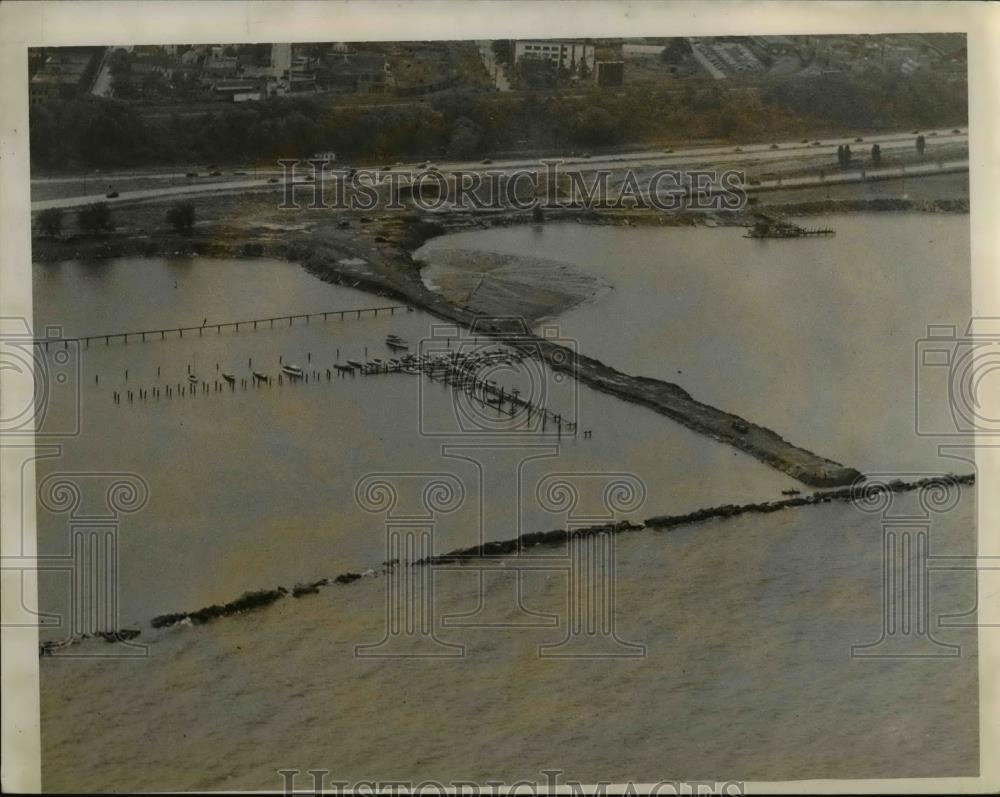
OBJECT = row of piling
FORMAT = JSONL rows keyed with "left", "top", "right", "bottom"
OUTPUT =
{"left": 108, "top": 347, "right": 587, "bottom": 436}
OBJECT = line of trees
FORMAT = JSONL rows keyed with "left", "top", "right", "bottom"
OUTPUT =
{"left": 29, "top": 69, "right": 967, "bottom": 171}
{"left": 36, "top": 200, "right": 197, "bottom": 238}
{"left": 35, "top": 202, "right": 113, "bottom": 238}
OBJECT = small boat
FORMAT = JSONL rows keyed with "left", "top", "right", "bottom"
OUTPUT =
{"left": 187, "top": 373, "right": 198, "bottom": 384}
{"left": 347, "top": 359, "right": 363, "bottom": 368}
{"left": 282, "top": 364, "right": 303, "bottom": 378}
{"left": 221, "top": 372, "right": 236, "bottom": 384}
{"left": 252, "top": 370, "right": 270, "bottom": 382}
{"left": 781, "top": 489, "right": 802, "bottom": 496}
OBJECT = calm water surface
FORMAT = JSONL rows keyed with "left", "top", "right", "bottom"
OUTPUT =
{"left": 33, "top": 256, "right": 800, "bottom": 626}
{"left": 416, "top": 214, "right": 972, "bottom": 473}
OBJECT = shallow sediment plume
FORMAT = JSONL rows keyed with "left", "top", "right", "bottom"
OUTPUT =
{"left": 40, "top": 471, "right": 973, "bottom": 655}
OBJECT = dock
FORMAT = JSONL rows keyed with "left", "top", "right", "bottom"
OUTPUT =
{"left": 744, "top": 213, "right": 835, "bottom": 239}
{"left": 29, "top": 304, "right": 412, "bottom": 349}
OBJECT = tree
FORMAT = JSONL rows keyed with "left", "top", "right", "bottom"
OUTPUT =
{"left": 661, "top": 38, "right": 692, "bottom": 64}
{"left": 166, "top": 201, "right": 196, "bottom": 234}
{"left": 36, "top": 208, "right": 63, "bottom": 238}
{"left": 491, "top": 40, "right": 513, "bottom": 65}
{"left": 78, "top": 202, "right": 112, "bottom": 235}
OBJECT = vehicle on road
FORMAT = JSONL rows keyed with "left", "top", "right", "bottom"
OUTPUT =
{"left": 105, "top": 191, "right": 119, "bottom": 198}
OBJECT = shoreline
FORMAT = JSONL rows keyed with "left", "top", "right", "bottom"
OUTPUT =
{"left": 31, "top": 198, "right": 968, "bottom": 487}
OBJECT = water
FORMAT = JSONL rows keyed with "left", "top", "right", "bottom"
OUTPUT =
{"left": 416, "top": 214, "right": 972, "bottom": 473}
{"left": 32, "top": 256, "right": 801, "bottom": 628}
{"left": 40, "top": 487, "right": 978, "bottom": 789}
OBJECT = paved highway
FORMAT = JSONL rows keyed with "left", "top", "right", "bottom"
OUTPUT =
{"left": 31, "top": 126, "right": 967, "bottom": 211}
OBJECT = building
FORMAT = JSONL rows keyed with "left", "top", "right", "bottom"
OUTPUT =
{"left": 29, "top": 47, "right": 103, "bottom": 105}
{"left": 322, "top": 50, "right": 391, "bottom": 93}
{"left": 513, "top": 40, "right": 595, "bottom": 77}
{"left": 594, "top": 59, "right": 625, "bottom": 87}
{"left": 622, "top": 44, "right": 666, "bottom": 59}
{"left": 270, "top": 43, "right": 292, "bottom": 79}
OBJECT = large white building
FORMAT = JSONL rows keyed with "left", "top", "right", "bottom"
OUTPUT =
{"left": 513, "top": 40, "right": 595, "bottom": 76}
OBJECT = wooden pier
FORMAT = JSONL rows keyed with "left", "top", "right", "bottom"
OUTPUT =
{"left": 29, "top": 304, "right": 412, "bottom": 349}
{"left": 744, "top": 212, "right": 835, "bottom": 239}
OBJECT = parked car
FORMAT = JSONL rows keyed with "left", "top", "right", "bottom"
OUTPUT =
{"left": 481, "top": 158, "right": 493, "bottom": 164}
{"left": 854, "top": 137, "right": 864, "bottom": 142}
{"left": 105, "top": 191, "right": 119, "bottom": 198}
{"left": 952, "top": 128, "right": 962, "bottom": 134}
{"left": 769, "top": 144, "right": 779, "bottom": 149}
{"left": 209, "top": 170, "right": 222, "bottom": 177}
{"left": 267, "top": 177, "right": 278, "bottom": 183}
{"left": 185, "top": 172, "right": 198, "bottom": 178}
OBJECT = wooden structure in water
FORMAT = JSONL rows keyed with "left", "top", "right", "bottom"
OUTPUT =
{"left": 745, "top": 213, "right": 835, "bottom": 239}
{"left": 29, "top": 304, "right": 412, "bottom": 349}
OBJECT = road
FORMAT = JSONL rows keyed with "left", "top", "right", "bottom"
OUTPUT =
{"left": 476, "top": 40, "right": 512, "bottom": 92}
{"left": 30, "top": 126, "right": 968, "bottom": 211}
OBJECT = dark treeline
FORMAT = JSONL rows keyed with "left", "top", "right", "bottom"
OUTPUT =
{"left": 30, "top": 70, "right": 967, "bottom": 170}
